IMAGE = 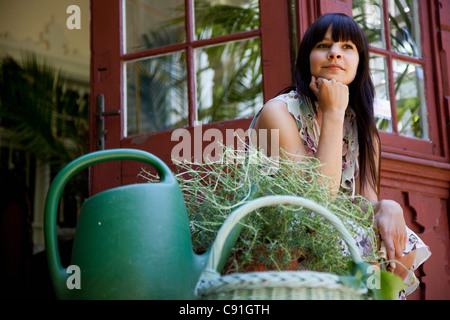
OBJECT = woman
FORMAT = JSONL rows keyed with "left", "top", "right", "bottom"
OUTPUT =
{"left": 250, "top": 13, "right": 430, "bottom": 298}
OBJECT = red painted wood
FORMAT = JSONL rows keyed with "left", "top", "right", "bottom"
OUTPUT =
{"left": 89, "top": 0, "right": 122, "bottom": 195}
{"left": 408, "top": 193, "right": 450, "bottom": 300}
{"left": 437, "top": 20, "right": 450, "bottom": 159}
{"left": 318, "top": 0, "right": 353, "bottom": 16}
{"left": 438, "top": 0, "right": 450, "bottom": 32}
{"left": 418, "top": 0, "right": 447, "bottom": 159}
{"left": 185, "top": 0, "right": 196, "bottom": 126}
{"left": 120, "top": 117, "right": 253, "bottom": 185}
{"left": 259, "top": 0, "right": 293, "bottom": 101}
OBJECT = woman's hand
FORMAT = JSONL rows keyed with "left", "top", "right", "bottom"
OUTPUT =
{"left": 373, "top": 200, "right": 407, "bottom": 269}
{"left": 309, "top": 76, "right": 349, "bottom": 116}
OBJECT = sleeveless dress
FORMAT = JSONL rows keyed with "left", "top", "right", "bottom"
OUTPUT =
{"left": 249, "top": 90, "right": 431, "bottom": 298}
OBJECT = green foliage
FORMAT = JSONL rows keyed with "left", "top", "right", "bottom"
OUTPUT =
{"left": 141, "top": 144, "right": 378, "bottom": 276}
{"left": 340, "top": 261, "right": 406, "bottom": 300}
{"left": 195, "top": 1, "right": 261, "bottom": 123}
{"left": 0, "top": 54, "right": 90, "bottom": 224}
{"left": 194, "top": 0, "right": 260, "bottom": 38}
{"left": 0, "top": 54, "right": 89, "bottom": 169}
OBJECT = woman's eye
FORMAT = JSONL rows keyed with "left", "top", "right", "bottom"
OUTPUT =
{"left": 317, "top": 43, "right": 329, "bottom": 48}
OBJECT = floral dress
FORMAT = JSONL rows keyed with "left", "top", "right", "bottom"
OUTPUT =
{"left": 250, "top": 90, "right": 431, "bottom": 298}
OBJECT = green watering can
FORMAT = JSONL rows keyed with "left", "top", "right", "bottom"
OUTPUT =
{"left": 44, "top": 148, "right": 238, "bottom": 300}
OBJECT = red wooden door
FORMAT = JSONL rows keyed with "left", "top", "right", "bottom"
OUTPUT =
{"left": 89, "top": 0, "right": 293, "bottom": 195}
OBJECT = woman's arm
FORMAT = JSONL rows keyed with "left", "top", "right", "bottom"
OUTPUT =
{"left": 252, "top": 99, "right": 307, "bottom": 162}
{"left": 254, "top": 77, "right": 349, "bottom": 193}
{"left": 361, "top": 139, "right": 407, "bottom": 270}
{"left": 311, "top": 77, "right": 347, "bottom": 193}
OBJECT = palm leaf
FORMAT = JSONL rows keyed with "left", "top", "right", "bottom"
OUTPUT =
{"left": 0, "top": 53, "right": 89, "bottom": 170}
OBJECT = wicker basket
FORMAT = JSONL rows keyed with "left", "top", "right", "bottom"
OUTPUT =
{"left": 195, "top": 195, "right": 370, "bottom": 300}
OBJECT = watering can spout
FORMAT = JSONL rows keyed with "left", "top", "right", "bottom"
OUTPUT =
{"left": 44, "top": 149, "right": 208, "bottom": 300}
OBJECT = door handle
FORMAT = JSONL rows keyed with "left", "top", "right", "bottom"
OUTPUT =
{"left": 96, "top": 94, "right": 120, "bottom": 150}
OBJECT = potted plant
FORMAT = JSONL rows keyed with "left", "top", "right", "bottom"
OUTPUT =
{"left": 142, "top": 143, "right": 378, "bottom": 275}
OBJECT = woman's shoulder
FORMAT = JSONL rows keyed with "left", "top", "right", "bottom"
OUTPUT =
{"left": 251, "top": 89, "right": 315, "bottom": 132}
{"left": 261, "top": 97, "right": 289, "bottom": 113}
{"left": 256, "top": 98, "right": 293, "bottom": 128}
{"left": 267, "top": 90, "right": 315, "bottom": 122}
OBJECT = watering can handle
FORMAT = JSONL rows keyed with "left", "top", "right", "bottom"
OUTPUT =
{"left": 44, "top": 148, "right": 175, "bottom": 295}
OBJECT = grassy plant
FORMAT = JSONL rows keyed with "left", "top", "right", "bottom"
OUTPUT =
{"left": 141, "top": 144, "right": 378, "bottom": 275}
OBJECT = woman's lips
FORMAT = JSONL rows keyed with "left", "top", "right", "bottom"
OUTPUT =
{"left": 323, "top": 64, "right": 344, "bottom": 70}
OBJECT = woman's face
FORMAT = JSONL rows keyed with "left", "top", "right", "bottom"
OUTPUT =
{"left": 309, "top": 27, "right": 360, "bottom": 85}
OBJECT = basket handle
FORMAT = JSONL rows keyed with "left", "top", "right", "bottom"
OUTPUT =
{"left": 205, "top": 195, "right": 363, "bottom": 273}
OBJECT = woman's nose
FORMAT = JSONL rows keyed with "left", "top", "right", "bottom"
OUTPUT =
{"left": 328, "top": 45, "right": 341, "bottom": 60}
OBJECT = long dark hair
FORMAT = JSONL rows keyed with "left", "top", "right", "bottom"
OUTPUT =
{"left": 287, "top": 13, "right": 380, "bottom": 195}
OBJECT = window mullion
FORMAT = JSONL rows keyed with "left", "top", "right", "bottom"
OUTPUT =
{"left": 386, "top": 53, "right": 398, "bottom": 134}
{"left": 186, "top": 0, "right": 197, "bottom": 126}
{"left": 382, "top": 0, "right": 398, "bottom": 134}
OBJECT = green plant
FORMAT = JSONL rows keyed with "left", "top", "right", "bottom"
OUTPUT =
{"left": 193, "top": 0, "right": 262, "bottom": 123}
{"left": 141, "top": 144, "right": 378, "bottom": 276}
{"left": 0, "top": 53, "right": 89, "bottom": 168}
{"left": 0, "top": 53, "right": 90, "bottom": 225}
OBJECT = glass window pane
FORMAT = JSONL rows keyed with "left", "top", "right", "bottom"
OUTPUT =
{"left": 125, "top": 0, "right": 185, "bottom": 53}
{"left": 195, "top": 38, "right": 262, "bottom": 123}
{"left": 388, "top": 0, "right": 422, "bottom": 57}
{"left": 125, "top": 52, "right": 188, "bottom": 136}
{"left": 393, "top": 60, "right": 428, "bottom": 139}
{"left": 353, "top": 0, "right": 385, "bottom": 49}
{"left": 370, "top": 54, "right": 393, "bottom": 132}
{"left": 194, "top": 0, "right": 260, "bottom": 40}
